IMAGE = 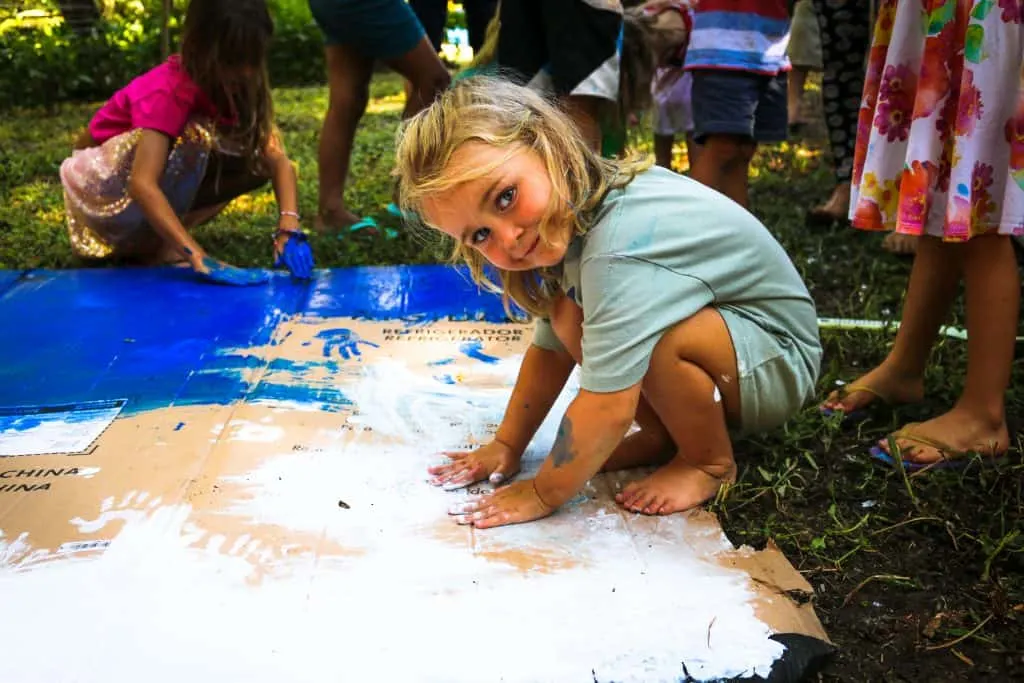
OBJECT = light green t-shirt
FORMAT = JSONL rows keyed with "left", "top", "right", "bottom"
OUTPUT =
{"left": 533, "top": 166, "right": 820, "bottom": 393}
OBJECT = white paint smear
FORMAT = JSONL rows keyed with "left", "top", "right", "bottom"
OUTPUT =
{"left": 0, "top": 346, "right": 788, "bottom": 682}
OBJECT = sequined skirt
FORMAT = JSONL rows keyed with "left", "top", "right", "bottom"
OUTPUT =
{"left": 60, "top": 121, "right": 216, "bottom": 259}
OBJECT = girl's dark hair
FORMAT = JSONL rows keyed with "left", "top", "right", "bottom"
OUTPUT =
{"left": 180, "top": 0, "right": 275, "bottom": 170}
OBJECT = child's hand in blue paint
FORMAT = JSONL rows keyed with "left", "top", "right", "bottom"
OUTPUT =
{"left": 428, "top": 440, "right": 521, "bottom": 490}
{"left": 274, "top": 229, "right": 315, "bottom": 280}
{"left": 193, "top": 255, "right": 270, "bottom": 286}
{"left": 316, "top": 327, "right": 379, "bottom": 360}
{"left": 447, "top": 479, "right": 553, "bottom": 529}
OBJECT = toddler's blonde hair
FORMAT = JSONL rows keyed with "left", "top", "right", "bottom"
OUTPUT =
{"left": 394, "top": 75, "right": 652, "bottom": 319}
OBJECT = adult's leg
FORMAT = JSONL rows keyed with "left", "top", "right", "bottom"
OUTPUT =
{"left": 385, "top": 37, "right": 452, "bottom": 119}
{"left": 821, "top": 235, "right": 961, "bottom": 412}
{"left": 878, "top": 235, "right": 1017, "bottom": 463}
{"left": 317, "top": 44, "right": 375, "bottom": 231}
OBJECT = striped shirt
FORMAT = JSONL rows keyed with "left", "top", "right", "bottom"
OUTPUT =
{"left": 684, "top": 0, "right": 791, "bottom": 75}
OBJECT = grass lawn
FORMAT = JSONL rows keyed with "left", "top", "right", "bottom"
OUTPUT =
{"left": 1, "top": 72, "right": 1023, "bottom": 680}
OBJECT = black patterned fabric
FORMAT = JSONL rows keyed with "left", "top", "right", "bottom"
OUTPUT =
{"left": 811, "top": 0, "right": 872, "bottom": 183}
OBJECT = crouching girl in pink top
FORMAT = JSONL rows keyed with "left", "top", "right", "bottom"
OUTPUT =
{"left": 60, "top": 0, "right": 313, "bottom": 284}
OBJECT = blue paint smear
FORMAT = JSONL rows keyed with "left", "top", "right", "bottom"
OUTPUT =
{"left": 459, "top": 340, "right": 500, "bottom": 364}
{"left": 427, "top": 358, "right": 455, "bottom": 366}
{"left": 0, "top": 265, "right": 512, "bottom": 417}
{"left": 304, "top": 265, "right": 522, "bottom": 322}
{"left": 248, "top": 383, "right": 352, "bottom": 411}
{"left": 0, "top": 270, "right": 26, "bottom": 300}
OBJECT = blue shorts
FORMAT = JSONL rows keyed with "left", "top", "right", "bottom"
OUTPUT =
{"left": 308, "top": 0, "right": 425, "bottom": 60}
{"left": 690, "top": 69, "right": 789, "bottom": 144}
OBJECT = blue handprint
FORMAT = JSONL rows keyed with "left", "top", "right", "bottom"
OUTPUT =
{"left": 316, "top": 328, "right": 380, "bottom": 360}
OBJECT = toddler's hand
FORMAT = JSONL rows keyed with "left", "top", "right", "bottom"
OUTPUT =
{"left": 447, "top": 479, "right": 554, "bottom": 529}
{"left": 194, "top": 255, "right": 270, "bottom": 286}
{"left": 428, "top": 440, "right": 521, "bottom": 490}
{"left": 274, "top": 230, "right": 315, "bottom": 280}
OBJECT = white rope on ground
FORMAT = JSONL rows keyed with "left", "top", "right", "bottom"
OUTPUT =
{"left": 818, "top": 317, "right": 1024, "bottom": 342}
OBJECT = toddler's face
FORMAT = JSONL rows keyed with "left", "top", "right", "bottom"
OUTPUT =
{"left": 421, "top": 142, "right": 569, "bottom": 272}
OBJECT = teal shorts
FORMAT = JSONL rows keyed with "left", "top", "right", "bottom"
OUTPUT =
{"left": 719, "top": 308, "right": 822, "bottom": 434}
{"left": 308, "top": 0, "right": 425, "bottom": 59}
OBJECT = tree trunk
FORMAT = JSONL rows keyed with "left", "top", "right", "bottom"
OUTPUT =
{"left": 56, "top": 0, "right": 101, "bottom": 35}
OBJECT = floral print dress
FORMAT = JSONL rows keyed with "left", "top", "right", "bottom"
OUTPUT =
{"left": 849, "top": 0, "right": 1024, "bottom": 240}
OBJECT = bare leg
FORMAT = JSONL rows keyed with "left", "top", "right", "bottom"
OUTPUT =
{"left": 654, "top": 133, "right": 674, "bottom": 169}
{"left": 688, "top": 133, "right": 756, "bottom": 208}
{"left": 385, "top": 37, "right": 451, "bottom": 119}
{"left": 561, "top": 95, "right": 603, "bottom": 152}
{"left": 316, "top": 45, "right": 375, "bottom": 232}
{"left": 821, "top": 235, "right": 960, "bottom": 412}
{"left": 148, "top": 200, "right": 232, "bottom": 264}
{"left": 879, "top": 235, "right": 1016, "bottom": 463}
{"left": 616, "top": 308, "right": 742, "bottom": 515}
{"left": 547, "top": 295, "right": 675, "bottom": 471}
{"left": 787, "top": 67, "right": 809, "bottom": 126}
{"left": 814, "top": 180, "right": 851, "bottom": 219}
{"left": 600, "top": 398, "right": 674, "bottom": 472}
{"left": 683, "top": 133, "right": 701, "bottom": 174}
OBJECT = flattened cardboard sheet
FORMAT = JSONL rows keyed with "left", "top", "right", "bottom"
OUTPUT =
{"left": 0, "top": 268, "right": 830, "bottom": 683}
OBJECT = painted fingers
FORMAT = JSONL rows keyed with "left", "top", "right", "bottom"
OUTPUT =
{"left": 446, "top": 480, "right": 553, "bottom": 529}
{"left": 427, "top": 441, "right": 521, "bottom": 490}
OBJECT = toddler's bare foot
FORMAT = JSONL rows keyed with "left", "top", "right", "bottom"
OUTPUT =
{"left": 820, "top": 361, "right": 925, "bottom": 415}
{"left": 882, "top": 232, "right": 919, "bottom": 255}
{"left": 807, "top": 182, "right": 851, "bottom": 225}
{"left": 877, "top": 408, "right": 1010, "bottom": 466}
{"left": 600, "top": 428, "right": 673, "bottom": 472}
{"left": 615, "top": 455, "right": 736, "bottom": 515}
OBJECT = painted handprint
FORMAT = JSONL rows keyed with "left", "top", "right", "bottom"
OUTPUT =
{"left": 316, "top": 327, "right": 380, "bottom": 360}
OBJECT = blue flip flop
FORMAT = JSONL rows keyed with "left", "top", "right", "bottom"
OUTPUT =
{"left": 868, "top": 426, "right": 1008, "bottom": 471}
{"left": 819, "top": 382, "right": 892, "bottom": 425}
{"left": 386, "top": 202, "right": 419, "bottom": 224}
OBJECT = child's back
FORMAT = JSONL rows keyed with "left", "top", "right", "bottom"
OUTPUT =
{"left": 685, "top": 0, "right": 791, "bottom": 75}
{"left": 537, "top": 165, "right": 821, "bottom": 431}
